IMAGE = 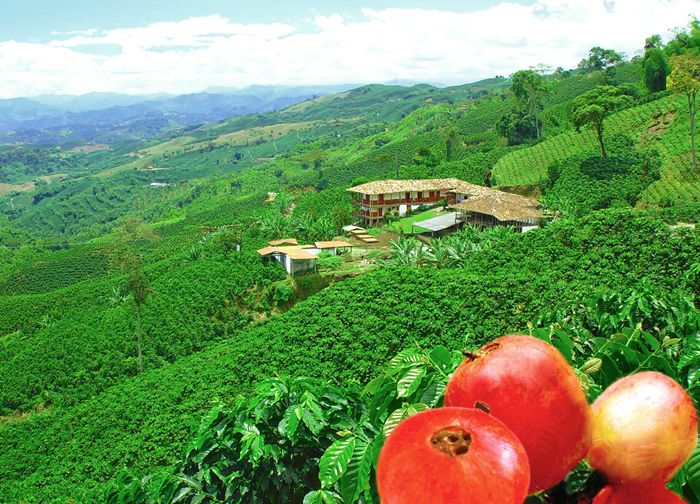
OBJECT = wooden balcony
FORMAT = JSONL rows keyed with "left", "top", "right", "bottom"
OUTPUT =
{"left": 353, "top": 196, "right": 440, "bottom": 207}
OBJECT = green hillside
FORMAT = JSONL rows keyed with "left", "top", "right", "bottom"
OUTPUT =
{"left": 493, "top": 92, "right": 700, "bottom": 208}
{"left": 2, "top": 208, "right": 699, "bottom": 501}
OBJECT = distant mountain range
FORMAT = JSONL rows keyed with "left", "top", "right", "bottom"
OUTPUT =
{"left": 0, "top": 84, "right": 362, "bottom": 145}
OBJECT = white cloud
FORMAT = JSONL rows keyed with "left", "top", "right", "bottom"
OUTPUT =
{"left": 0, "top": 1, "right": 698, "bottom": 98}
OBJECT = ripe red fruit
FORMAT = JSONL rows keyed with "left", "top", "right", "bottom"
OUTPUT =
{"left": 592, "top": 482, "right": 686, "bottom": 503}
{"left": 587, "top": 371, "right": 698, "bottom": 484}
{"left": 444, "top": 334, "right": 592, "bottom": 493}
{"left": 376, "top": 407, "right": 530, "bottom": 504}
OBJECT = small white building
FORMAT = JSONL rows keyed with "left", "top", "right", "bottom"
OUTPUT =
{"left": 257, "top": 240, "right": 353, "bottom": 275}
{"left": 257, "top": 245, "right": 318, "bottom": 275}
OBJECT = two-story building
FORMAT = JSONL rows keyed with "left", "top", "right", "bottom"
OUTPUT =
{"left": 347, "top": 178, "right": 480, "bottom": 224}
{"left": 347, "top": 178, "right": 541, "bottom": 230}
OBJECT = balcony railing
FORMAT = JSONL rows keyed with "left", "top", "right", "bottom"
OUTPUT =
{"left": 353, "top": 196, "right": 440, "bottom": 207}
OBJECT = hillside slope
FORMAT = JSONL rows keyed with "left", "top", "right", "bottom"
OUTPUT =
{"left": 493, "top": 92, "right": 700, "bottom": 207}
{"left": 1, "top": 208, "right": 698, "bottom": 500}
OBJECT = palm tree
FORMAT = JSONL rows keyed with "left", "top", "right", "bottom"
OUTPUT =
{"left": 425, "top": 238, "right": 453, "bottom": 268}
{"left": 389, "top": 237, "right": 422, "bottom": 266}
{"left": 308, "top": 216, "right": 337, "bottom": 241}
{"left": 261, "top": 212, "right": 292, "bottom": 239}
{"left": 481, "top": 225, "right": 514, "bottom": 246}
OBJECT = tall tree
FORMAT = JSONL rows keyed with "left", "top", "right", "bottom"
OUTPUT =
{"left": 110, "top": 217, "right": 158, "bottom": 374}
{"left": 643, "top": 35, "right": 669, "bottom": 93}
{"left": 440, "top": 126, "right": 459, "bottom": 162}
{"left": 664, "top": 18, "right": 700, "bottom": 57}
{"left": 668, "top": 54, "right": 700, "bottom": 170}
{"left": 578, "top": 47, "right": 625, "bottom": 73}
{"left": 511, "top": 70, "right": 548, "bottom": 139}
{"left": 571, "top": 86, "right": 634, "bottom": 160}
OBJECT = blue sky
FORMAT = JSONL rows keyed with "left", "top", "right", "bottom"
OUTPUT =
{"left": 0, "top": 0, "right": 697, "bottom": 97}
{"left": 0, "top": 1, "right": 520, "bottom": 42}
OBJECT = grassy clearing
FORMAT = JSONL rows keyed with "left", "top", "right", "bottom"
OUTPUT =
{"left": 213, "top": 121, "right": 322, "bottom": 146}
{"left": 0, "top": 182, "right": 34, "bottom": 196}
{"left": 390, "top": 207, "right": 442, "bottom": 233}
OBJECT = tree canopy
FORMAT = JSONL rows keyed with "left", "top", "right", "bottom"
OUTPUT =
{"left": 668, "top": 53, "right": 700, "bottom": 170}
{"left": 571, "top": 86, "right": 634, "bottom": 160}
{"left": 578, "top": 47, "right": 625, "bottom": 73}
{"left": 511, "top": 69, "right": 548, "bottom": 139}
{"left": 643, "top": 35, "right": 670, "bottom": 93}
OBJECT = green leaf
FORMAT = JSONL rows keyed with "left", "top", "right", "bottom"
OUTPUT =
{"left": 383, "top": 407, "right": 408, "bottom": 438}
{"left": 318, "top": 437, "right": 356, "bottom": 488}
{"left": 278, "top": 404, "right": 302, "bottom": 438}
{"left": 368, "top": 381, "right": 397, "bottom": 425}
{"left": 580, "top": 358, "right": 602, "bottom": 375}
{"left": 396, "top": 366, "right": 426, "bottom": 398}
{"left": 304, "top": 490, "right": 342, "bottom": 504}
{"left": 321, "top": 492, "right": 343, "bottom": 504}
{"left": 419, "top": 379, "right": 446, "bottom": 407}
{"left": 382, "top": 403, "right": 429, "bottom": 438}
{"left": 663, "top": 337, "right": 681, "bottom": 348}
{"left": 361, "top": 375, "right": 384, "bottom": 396}
{"left": 640, "top": 331, "right": 661, "bottom": 351}
{"left": 340, "top": 439, "right": 373, "bottom": 503}
{"left": 429, "top": 345, "right": 452, "bottom": 369}
{"left": 386, "top": 348, "right": 421, "bottom": 374}
{"left": 684, "top": 440, "right": 700, "bottom": 500}
{"left": 301, "top": 394, "right": 326, "bottom": 435}
{"left": 553, "top": 330, "right": 574, "bottom": 362}
{"left": 198, "top": 403, "right": 225, "bottom": 432}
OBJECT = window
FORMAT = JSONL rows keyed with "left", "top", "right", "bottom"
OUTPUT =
{"left": 370, "top": 194, "right": 378, "bottom": 201}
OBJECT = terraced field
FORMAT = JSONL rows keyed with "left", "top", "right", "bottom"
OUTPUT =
{"left": 492, "top": 95, "right": 688, "bottom": 192}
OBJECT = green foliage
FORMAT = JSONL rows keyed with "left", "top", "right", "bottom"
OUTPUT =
{"left": 274, "top": 282, "right": 294, "bottom": 304}
{"left": 644, "top": 46, "right": 670, "bottom": 93}
{"left": 316, "top": 252, "right": 342, "bottom": 271}
{"left": 510, "top": 69, "right": 548, "bottom": 139}
{"left": 106, "top": 345, "right": 461, "bottom": 503}
{"left": 664, "top": 18, "right": 700, "bottom": 57}
{"left": 531, "top": 282, "right": 700, "bottom": 501}
{"left": 668, "top": 53, "right": 700, "bottom": 170}
{"left": 0, "top": 244, "right": 109, "bottom": 295}
{"left": 497, "top": 109, "right": 540, "bottom": 145}
{"left": 388, "top": 225, "right": 514, "bottom": 268}
{"left": 543, "top": 135, "right": 661, "bottom": 216}
{"left": 110, "top": 280, "right": 700, "bottom": 503}
{"left": 1, "top": 208, "right": 700, "bottom": 500}
{"left": 571, "top": 86, "right": 635, "bottom": 159}
{"left": 0, "top": 252, "right": 285, "bottom": 415}
{"left": 105, "top": 377, "right": 367, "bottom": 503}
{"left": 578, "top": 47, "right": 625, "bottom": 73}
{"left": 5, "top": 31, "right": 700, "bottom": 504}
{"left": 0, "top": 146, "right": 87, "bottom": 184}
{"left": 495, "top": 93, "right": 679, "bottom": 187}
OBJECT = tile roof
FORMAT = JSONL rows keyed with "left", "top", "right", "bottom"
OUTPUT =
{"left": 268, "top": 238, "right": 298, "bottom": 246}
{"left": 452, "top": 195, "right": 542, "bottom": 222}
{"left": 314, "top": 240, "right": 353, "bottom": 248}
{"left": 347, "top": 178, "right": 464, "bottom": 195}
{"left": 257, "top": 245, "right": 313, "bottom": 256}
{"left": 285, "top": 250, "right": 318, "bottom": 260}
{"left": 346, "top": 178, "right": 540, "bottom": 211}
